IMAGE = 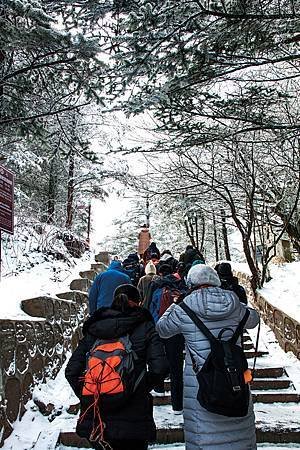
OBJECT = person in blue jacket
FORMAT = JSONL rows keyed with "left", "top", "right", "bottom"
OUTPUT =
{"left": 88, "top": 260, "right": 131, "bottom": 313}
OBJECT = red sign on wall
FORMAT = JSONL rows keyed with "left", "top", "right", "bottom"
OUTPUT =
{"left": 0, "top": 163, "right": 14, "bottom": 234}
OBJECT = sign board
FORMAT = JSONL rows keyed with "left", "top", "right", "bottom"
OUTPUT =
{"left": 0, "top": 163, "right": 14, "bottom": 234}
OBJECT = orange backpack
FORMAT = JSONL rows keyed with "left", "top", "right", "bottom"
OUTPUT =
{"left": 79, "top": 335, "right": 144, "bottom": 443}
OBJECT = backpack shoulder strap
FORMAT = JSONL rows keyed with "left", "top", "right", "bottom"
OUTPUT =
{"left": 229, "top": 309, "right": 250, "bottom": 344}
{"left": 179, "top": 302, "right": 217, "bottom": 343}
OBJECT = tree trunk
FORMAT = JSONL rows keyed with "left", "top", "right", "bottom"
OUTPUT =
{"left": 242, "top": 238, "right": 261, "bottom": 291}
{"left": 195, "top": 215, "right": 199, "bottom": 249}
{"left": 200, "top": 215, "right": 206, "bottom": 253}
{"left": 65, "top": 149, "right": 75, "bottom": 229}
{"left": 46, "top": 156, "right": 58, "bottom": 224}
{"left": 213, "top": 214, "right": 219, "bottom": 261}
{"left": 184, "top": 218, "right": 196, "bottom": 247}
{"left": 146, "top": 195, "right": 150, "bottom": 228}
{"left": 221, "top": 209, "right": 231, "bottom": 260}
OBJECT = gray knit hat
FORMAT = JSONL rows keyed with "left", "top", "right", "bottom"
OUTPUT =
{"left": 187, "top": 265, "right": 221, "bottom": 288}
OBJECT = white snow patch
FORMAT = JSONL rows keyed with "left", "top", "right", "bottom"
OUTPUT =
{"left": 259, "top": 262, "right": 300, "bottom": 322}
{"left": 0, "top": 254, "right": 93, "bottom": 320}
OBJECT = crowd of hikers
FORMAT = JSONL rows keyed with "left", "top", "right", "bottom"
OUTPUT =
{"left": 66, "top": 237, "right": 259, "bottom": 450}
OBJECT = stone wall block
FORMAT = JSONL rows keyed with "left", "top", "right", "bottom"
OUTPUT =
{"left": 284, "top": 317, "right": 296, "bottom": 343}
{"left": 16, "top": 344, "right": 30, "bottom": 375}
{"left": 0, "top": 322, "right": 16, "bottom": 376}
{"left": 5, "top": 378, "right": 21, "bottom": 422}
{"left": 31, "top": 354, "right": 44, "bottom": 381}
{"left": 0, "top": 266, "right": 90, "bottom": 445}
{"left": 54, "top": 301, "right": 62, "bottom": 324}
{"left": 79, "top": 270, "right": 97, "bottom": 281}
{"left": 34, "top": 322, "right": 46, "bottom": 356}
{"left": 274, "top": 310, "right": 284, "bottom": 336}
{"left": 94, "top": 252, "right": 110, "bottom": 265}
{"left": 296, "top": 325, "right": 300, "bottom": 347}
{"left": 44, "top": 323, "right": 55, "bottom": 356}
{"left": 61, "top": 301, "right": 71, "bottom": 322}
{"left": 26, "top": 323, "right": 36, "bottom": 357}
{"left": 265, "top": 303, "right": 274, "bottom": 325}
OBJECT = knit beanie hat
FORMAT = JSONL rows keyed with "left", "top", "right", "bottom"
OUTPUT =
{"left": 187, "top": 265, "right": 221, "bottom": 288}
{"left": 191, "top": 259, "right": 205, "bottom": 267}
{"left": 145, "top": 260, "right": 157, "bottom": 275}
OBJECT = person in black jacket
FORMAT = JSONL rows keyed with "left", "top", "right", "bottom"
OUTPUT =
{"left": 144, "top": 264, "right": 187, "bottom": 414}
{"left": 65, "top": 284, "right": 169, "bottom": 450}
{"left": 215, "top": 262, "right": 248, "bottom": 305}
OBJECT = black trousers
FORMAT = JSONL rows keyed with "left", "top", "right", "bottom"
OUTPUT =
{"left": 164, "top": 334, "right": 184, "bottom": 411}
{"left": 93, "top": 440, "right": 148, "bottom": 450}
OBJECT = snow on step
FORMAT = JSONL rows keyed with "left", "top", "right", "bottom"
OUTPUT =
{"left": 57, "top": 447, "right": 300, "bottom": 450}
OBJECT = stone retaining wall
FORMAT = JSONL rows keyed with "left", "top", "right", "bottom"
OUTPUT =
{"left": 236, "top": 271, "right": 300, "bottom": 360}
{"left": 0, "top": 290, "right": 88, "bottom": 445}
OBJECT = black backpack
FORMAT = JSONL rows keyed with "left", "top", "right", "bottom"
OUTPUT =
{"left": 180, "top": 302, "right": 250, "bottom": 417}
{"left": 123, "top": 261, "right": 141, "bottom": 286}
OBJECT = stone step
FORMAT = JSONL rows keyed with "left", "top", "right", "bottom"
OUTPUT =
{"left": 251, "top": 379, "right": 291, "bottom": 390}
{"left": 254, "top": 367, "right": 285, "bottom": 378}
{"left": 91, "top": 262, "right": 107, "bottom": 273}
{"left": 79, "top": 270, "right": 97, "bottom": 281}
{"left": 245, "top": 350, "right": 269, "bottom": 358}
{"left": 164, "top": 378, "right": 291, "bottom": 392}
{"left": 70, "top": 278, "right": 92, "bottom": 293}
{"left": 58, "top": 427, "right": 300, "bottom": 447}
{"left": 153, "top": 392, "right": 299, "bottom": 406}
{"left": 244, "top": 342, "right": 254, "bottom": 350}
{"left": 252, "top": 392, "right": 300, "bottom": 403}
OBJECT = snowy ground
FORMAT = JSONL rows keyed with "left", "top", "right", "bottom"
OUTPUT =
{"left": 0, "top": 253, "right": 93, "bottom": 319}
{"left": 259, "top": 262, "right": 300, "bottom": 322}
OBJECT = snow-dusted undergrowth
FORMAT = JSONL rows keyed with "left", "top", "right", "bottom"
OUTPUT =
{"left": 0, "top": 222, "right": 93, "bottom": 319}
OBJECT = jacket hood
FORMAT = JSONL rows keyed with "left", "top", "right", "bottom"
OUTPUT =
{"left": 108, "top": 260, "right": 123, "bottom": 271}
{"left": 160, "top": 253, "right": 173, "bottom": 262}
{"left": 153, "top": 274, "right": 185, "bottom": 290}
{"left": 185, "top": 287, "right": 240, "bottom": 321}
{"left": 83, "top": 307, "right": 153, "bottom": 339}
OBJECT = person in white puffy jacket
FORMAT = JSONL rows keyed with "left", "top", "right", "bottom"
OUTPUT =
{"left": 156, "top": 265, "right": 259, "bottom": 450}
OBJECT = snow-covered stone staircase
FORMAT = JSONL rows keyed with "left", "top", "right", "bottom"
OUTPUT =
{"left": 3, "top": 255, "right": 300, "bottom": 450}
{"left": 55, "top": 327, "right": 300, "bottom": 449}
{"left": 36, "top": 260, "right": 300, "bottom": 449}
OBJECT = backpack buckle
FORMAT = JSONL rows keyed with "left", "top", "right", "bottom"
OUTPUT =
{"left": 227, "top": 367, "right": 241, "bottom": 392}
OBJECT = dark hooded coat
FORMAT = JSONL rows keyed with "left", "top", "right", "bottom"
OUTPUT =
{"left": 65, "top": 307, "right": 169, "bottom": 442}
{"left": 144, "top": 274, "right": 187, "bottom": 311}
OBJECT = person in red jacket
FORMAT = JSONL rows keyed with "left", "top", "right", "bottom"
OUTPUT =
{"left": 138, "top": 224, "right": 151, "bottom": 258}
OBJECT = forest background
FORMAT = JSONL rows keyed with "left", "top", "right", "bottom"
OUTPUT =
{"left": 1, "top": 0, "right": 300, "bottom": 289}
